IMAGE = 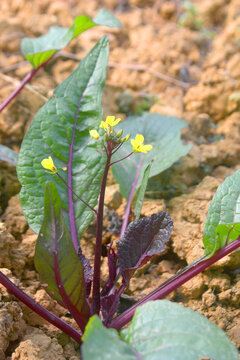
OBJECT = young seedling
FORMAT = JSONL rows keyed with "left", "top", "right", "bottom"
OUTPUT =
{"left": 0, "top": 36, "right": 239, "bottom": 359}
{"left": 0, "top": 9, "right": 121, "bottom": 114}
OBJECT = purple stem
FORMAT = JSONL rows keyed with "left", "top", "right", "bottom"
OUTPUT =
{"left": 67, "top": 113, "right": 80, "bottom": 252}
{"left": 91, "top": 150, "right": 112, "bottom": 315}
{"left": 0, "top": 56, "right": 54, "bottom": 113}
{"left": 57, "top": 174, "right": 97, "bottom": 215}
{"left": 109, "top": 152, "right": 133, "bottom": 167}
{"left": 104, "top": 282, "right": 126, "bottom": 326}
{"left": 0, "top": 270, "right": 82, "bottom": 344}
{"left": 120, "top": 155, "right": 143, "bottom": 238}
{"left": 67, "top": 75, "right": 93, "bottom": 252}
{"left": 109, "top": 237, "right": 240, "bottom": 330}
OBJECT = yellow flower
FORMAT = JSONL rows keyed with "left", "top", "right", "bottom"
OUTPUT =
{"left": 41, "top": 156, "right": 58, "bottom": 174}
{"left": 100, "top": 116, "right": 121, "bottom": 132}
{"left": 89, "top": 129, "right": 100, "bottom": 140}
{"left": 131, "top": 134, "right": 152, "bottom": 154}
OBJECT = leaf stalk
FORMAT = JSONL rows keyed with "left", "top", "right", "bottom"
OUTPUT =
{"left": 109, "top": 237, "right": 240, "bottom": 330}
{"left": 0, "top": 270, "right": 82, "bottom": 343}
{"left": 0, "top": 55, "right": 55, "bottom": 113}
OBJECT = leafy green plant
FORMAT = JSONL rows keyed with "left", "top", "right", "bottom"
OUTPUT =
{"left": 82, "top": 301, "right": 238, "bottom": 360}
{"left": 0, "top": 34, "right": 239, "bottom": 360}
{"left": 178, "top": 0, "right": 216, "bottom": 39}
{"left": 0, "top": 9, "right": 121, "bottom": 113}
{"left": 178, "top": 0, "right": 204, "bottom": 31}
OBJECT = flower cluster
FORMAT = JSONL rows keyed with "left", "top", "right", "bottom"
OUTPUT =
{"left": 100, "top": 115, "right": 121, "bottom": 134}
{"left": 89, "top": 115, "right": 152, "bottom": 154}
{"left": 89, "top": 116, "right": 129, "bottom": 145}
{"left": 41, "top": 116, "right": 152, "bottom": 174}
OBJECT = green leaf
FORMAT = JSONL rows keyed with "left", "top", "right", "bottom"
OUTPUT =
{"left": 34, "top": 182, "right": 89, "bottom": 327}
{"left": 134, "top": 162, "right": 151, "bottom": 221}
{"left": 21, "top": 9, "right": 121, "bottom": 68}
{"left": 122, "top": 300, "right": 238, "bottom": 360}
{"left": 93, "top": 9, "right": 122, "bottom": 28}
{"left": 112, "top": 114, "right": 192, "bottom": 199}
{"left": 82, "top": 301, "right": 238, "bottom": 360}
{"left": 203, "top": 169, "right": 240, "bottom": 254}
{"left": 82, "top": 316, "right": 137, "bottom": 360}
{"left": 17, "top": 37, "right": 109, "bottom": 247}
{"left": 0, "top": 145, "right": 18, "bottom": 166}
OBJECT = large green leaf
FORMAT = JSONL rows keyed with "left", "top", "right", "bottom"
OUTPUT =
{"left": 17, "top": 36, "right": 109, "bottom": 248}
{"left": 34, "top": 182, "right": 89, "bottom": 329}
{"left": 112, "top": 114, "right": 192, "bottom": 199}
{"left": 82, "top": 316, "right": 137, "bottom": 359}
{"left": 203, "top": 169, "right": 240, "bottom": 254}
{"left": 82, "top": 300, "right": 238, "bottom": 360}
{"left": 21, "top": 9, "right": 121, "bottom": 68}
{"left": 0, "top": 145, "right": 18, "bottom": 166}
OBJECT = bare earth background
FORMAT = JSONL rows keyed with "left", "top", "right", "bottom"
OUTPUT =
{"left": 0, "top": 0, "right": 240, "bottom": 358}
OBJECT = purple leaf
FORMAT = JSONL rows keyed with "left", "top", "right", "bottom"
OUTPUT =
{"left": 78, "top": 250, "right": 93, "bottom": 298}
{"left": 101, "top": 243, "right": 117, "bottom": 297}
{"left": 101, "top": 293, "right": 120, "bottom": 323}
{"left": 34, "top": 182, "right": 90, "bottom": 332}
{"left": 118, "top": 212, "right": 173, "bottom": 281}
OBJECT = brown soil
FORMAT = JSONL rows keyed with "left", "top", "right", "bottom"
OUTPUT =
{"left": 1, "top": 0, "right": 240, "bottom": 358}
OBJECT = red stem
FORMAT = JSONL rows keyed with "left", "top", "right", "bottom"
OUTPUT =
{"left": 57, "top": 173, "right": 97, "bottom": 215}
{"left": 109, "top": 152, "right": 133, "bottom": 167}
{"left": 0, "top": 56, "right": 54, "bottom": 113}
{"left": 91, "top": 150, "right": 111, "bottom": 315}
{"left": 0, "top": 270, "right": 82, "bottom": 343}
{"left": 109, "top": 237, "right": 240, "bottom": 330}
{"left": 104, "top": 282, "right": 126, "bottom": 326}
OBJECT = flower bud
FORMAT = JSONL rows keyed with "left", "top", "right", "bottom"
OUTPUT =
{"left": 116, "top": 129, "right": 123, "bottom": 138}
{"left": 122, "top": 133, "right": 130, "bottom": 142}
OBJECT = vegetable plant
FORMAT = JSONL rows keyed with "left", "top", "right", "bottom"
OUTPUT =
{"left": 0, "top": 32, "right": 239, "bottom": 360}
{"left": 0, "top": 9, "right": 121, "bottom": 163}
{"left": 0, "top": 9, "right": 121, "bottom": 114}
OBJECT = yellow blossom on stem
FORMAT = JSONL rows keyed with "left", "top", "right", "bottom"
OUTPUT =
{"left": 89, "top": 129, "right": 100, "bottom": 140}
{"left": 41, "top": 156, "right": 58, "bottom": 174}
{"left": 100, "top": 115, "right": 121, "bottom": 133}
{"left": 131, "top": 134, "right": 152, "bottom": 154}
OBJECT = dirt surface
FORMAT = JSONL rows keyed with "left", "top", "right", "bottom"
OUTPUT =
{"left": 1, "top": 0, "right": 240, "bottom": 358}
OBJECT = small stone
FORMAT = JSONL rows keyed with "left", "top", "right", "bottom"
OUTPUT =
{"left": 202, "top": 289, "right": 216, "bottom": 307}
{"left": 180, "top": 274, "right": 206, "bottom": 299}
{"left": 140, "top": 199, "right": 166, "bottom": 218}
{"left": 104, "top": 184, "right": 123, "bottom": 210}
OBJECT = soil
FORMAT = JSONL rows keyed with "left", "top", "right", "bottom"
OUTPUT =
{"left": 1, "top": 0, "right": 240, "bottom": 358}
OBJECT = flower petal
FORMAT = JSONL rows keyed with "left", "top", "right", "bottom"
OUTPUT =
{"left": 112, "top": 117, "right": 121, "bottom": 127}
{"left": 135, "top": 134, "right": 144, "bottom": 145}
{"left": 142, "top": 144, "right": 152, "bottom": 152}
{"left": 105, "top": 116, "right": 116, "bottom": 126}
{"left": 41, "top": 156, "right": 57, "bottom": 174}
{"left": 100, "top": 121, "right": 107, "bottom": 130}
{"left": 89, "top": 129, "right": 100, "bottom": 140}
